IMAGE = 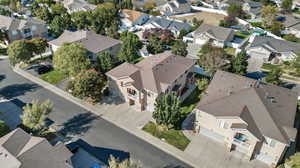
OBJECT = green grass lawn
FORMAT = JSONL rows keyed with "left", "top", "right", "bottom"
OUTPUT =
{"left": 142, "top": 122, "right": 190, "bottom": 150}
{"left": 40, "top": 70, "right": 68, "bottom": 84}
{"left": 225, "top": 48, "right": 236, "bottom": 56}
{"left": 181, "top": 88, "right": 200, "bottom": 116}
{"left": 261, "top": 63, "right": 280, "bottom": 71}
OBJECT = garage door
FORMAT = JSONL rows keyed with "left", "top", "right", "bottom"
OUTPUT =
{"left": 256, "top": 153, "right": 273, "bottom": 165}
{"left": 200, "top": 128, "right": 224, "bottom": 143}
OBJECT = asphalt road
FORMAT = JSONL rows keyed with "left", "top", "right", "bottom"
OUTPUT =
{"left": 0, "top": 58, "right": 192, "bottom": 168}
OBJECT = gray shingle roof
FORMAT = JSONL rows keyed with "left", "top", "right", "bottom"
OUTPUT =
{"left": 106, "top": 51, "right": 196, "bottom": 93}
{"left": 49, "top": 30, "right": 122, "bottom": 54}
{"left": 249, "top": 36, "right": 300, "bottom": 53}
{"left": 0, "top": 128, "right": 73, "bottom": 168}
{"left": 146, "top": 17, "right": 191, "bottom": 31}
{"left": 194, "top": 24, "right": 234, "bottom": 42}
{"left": 197, "top": 70, "right": 298, "bottom": 144}
{"left": 0, "top": 15, "right": 45, "bottom": 31}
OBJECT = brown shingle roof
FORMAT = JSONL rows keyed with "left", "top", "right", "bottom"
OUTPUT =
{"left": 121, "top": 9, "right": 145, "bottom": 22}
{"left": 106, "top": 51, "right": 196, "bottom": 93}
{"left": 49, "top": 30, "right": 122, "bottom": 54}
{"left": 197, "top": 70, "right": 298, "bottom": 144}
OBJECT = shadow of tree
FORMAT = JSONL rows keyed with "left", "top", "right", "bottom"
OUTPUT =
{"left": 68, "top": 139, "right": 130, "bottom": 166}
{"left": 0, "top": 74, "right": 5, "bottom": 82}
{"left": 163, "top": 165, "right": 187, "bottom": 168}
{"left": 0, "top": 83, "right": 39, "bottom": 99}
{"left": 58, "top": 112, "right": 99, "bottom": 142}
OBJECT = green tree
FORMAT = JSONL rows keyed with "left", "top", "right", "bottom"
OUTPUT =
{"left": 146, "top": 35, "right": 164, "bottom": 54}
{"left": 121, "top": 0, "right": 133, "bottom": 9}
{"left": 90, "top": 2, "right": 118, "bottom": 34}
{"left": 0, "top": 8, "right": 11, "bottom": 16}
{"left": 53, "top": 43, "right": 91, "bottom": 76}
{"left": 196, "top": 78, "right": 209, "bottom": 98}
{"left": 153, "top": 92, "right": 181, "bottom": 129}
{"left": 71, "top": 11, "right": 92, "bottom": 30}
{"left": 231, "top": 51, "right": 248, "bottom": 75}
{"left": 50, "top": 3, "right": 67, "bottom": 16}
{"left": 108, "top": 155, "right": 142, "bottom": 168}
{"left": 106, "top": 20, "right": 120, "bottom": 39}
{"left": 282, "top": 0, "right": 293, "bottom": 13}
{"left": 227, "top": 3, "right": 244, "bottom": 18}
{"left": 97, "top": 51, "right": 114, "bottom": 73}
{"left": 292, "top": 53, "right": 300, "bottom": 75}
{"left": 0, "top": 0, "right": 10, "bottom": 5}
{"left": 197, "top": 43, "right": 227, "bottom": 72}
{"left": 283, "top": 152, "right": 300, "bottom": 168}
{"left": 33, "top": 6, "right": 53, "bottom": 23}
{"left": 270, "top": 21, "right": 284, "bottom": 36}
{"left": 265, "top": 67, "right": 282, "bottom": 85}
{"left": 68, "top": 69, "right": 106, "bottom": 102}
{"left": 29, "top": 38, "right": 48, "bottom": 57}
{"left": 261, "top": 5, "right": 278, "bottom": 27}
{"left": 284, "top": 34, "right": 299, "bottom": 42}
{"left": 0, "top": 120, "right": 10, "bottom": 137}
{"left": 118, "top": 32, "right": 142, "bottom": 62}
{"left": 21, "top": 99, "right": 53, "bottom": 132}
{"left": 171, "top": 40, "right": 188, "bottom": 57}
{"left": 8, "top": 40, "right": 33, "bottom": 65}
{"left": 50, "top": 14, "right": 72, "bottom": 37}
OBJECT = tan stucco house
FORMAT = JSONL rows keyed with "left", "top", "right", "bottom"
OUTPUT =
{"left": 106, "top": 52, "right": 196, "bottom": 112}
{"left": 193, "top": 70, "right": 298, "bottom": 167}
{"left": 48, "top": 30, "right": 122, "bottom": 61}
{"left": 0, "top": 15, "right": 48, "bottom": 44}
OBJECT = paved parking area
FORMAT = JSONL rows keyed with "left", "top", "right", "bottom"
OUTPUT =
{"left": 185, "top": 134, "right": 269, "bottom": 168}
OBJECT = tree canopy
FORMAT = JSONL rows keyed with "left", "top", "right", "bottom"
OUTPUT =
{"left": 53, "top": 43, "right": 91, "bottom": 76}
{"left": 153, "top": 92, "right": 181, "bottom": 129}
{"left": 68, "top": 69, "right": 106, "bottom": 102}
{"left": 97, "top": 51, "right": 114, "bottom": 73}
{"left": 21, "top": 99, "right": 53, "bottom": 132}
{"left": 8, "top": 40, "right": 34, "bottom": 65}
{"left": 50, "top": 14, "right": 73, "bottom": 37}
{"left": 171, "top": 40, "right": 188, "bottom": 57}
{"left": 282, "top": 0, "right": 293, "bottom": 13}
{"left": 197, "top": 43, "right": 227, "bottom": 72}
{"left": 231, "top": 51, "right": 248, "bottom": 75}
{"left": 146, "top": 35, "right": 164, "bottom": 54}
{"left": 261, "top": 5, "right": 278, "bottom": 27}
{"left": 29, "top": 38, "right": 48, "bottom": 56}
{"left": 118, "top": 32, "right": 142, "bottom": 62}
{"left": 0, "top": 120, "right": 10, "bottom": 137}
{"left": 265, "top": 67, "right": 282, "bottom": 85}
{"left": 227, "top": 3, "right": 245, "bottom": 18}
{"left": 71, "top": 11, "right": 92, "bottom": 30}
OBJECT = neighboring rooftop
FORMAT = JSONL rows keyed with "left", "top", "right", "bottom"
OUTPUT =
{"left": 0, "top": 128, "right": 73, "bottom": 168}
{"left": 248, "top": 35, "right": 300, "bottom": 53}
{"left": 106, "top": 51, "right": 196, "bottom": 93}
{"left": 194, "top": 24, "right": 234, "bottom": 41}
{"left": 63, "top": 0, "right": 96, "bottom": 12}
{"left": 0, "top": 15, "right": 45, "bottom": 31}
{"left": 197, "top": 70, "right": 298, "bottom": 144}
{"left": 49, "top": 30, "right": 122, "bottom": 53}
{"left": 121, "top": 9, "right": 148, "bottom": 23}
{"left": 146, "top": 17, "right": 191, "bottom": 31}
{"left": 277, "top": 14, "right": 300, "bottom": 30}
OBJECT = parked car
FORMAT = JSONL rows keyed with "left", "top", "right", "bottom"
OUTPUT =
{"left": 35, "top": 65, "right": 53, "bottom": 75}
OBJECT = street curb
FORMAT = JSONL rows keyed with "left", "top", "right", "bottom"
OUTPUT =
{"left": 13, "top": 66, "right": 199, "bottom": 168}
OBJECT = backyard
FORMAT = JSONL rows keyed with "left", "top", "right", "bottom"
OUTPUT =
{"left": 171, "top": 11, "right": 225, "bottom": 26}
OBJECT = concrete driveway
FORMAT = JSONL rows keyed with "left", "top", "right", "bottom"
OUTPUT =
{"left": 185, "top": 134, "right": 269, "bottom": 168}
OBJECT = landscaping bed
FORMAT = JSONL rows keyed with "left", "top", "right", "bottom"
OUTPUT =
{"left": 40, "top": 70, "right": 68, "bottom": 84}
{"left": 142, "top": 122, "right": 190, "bottom": 151}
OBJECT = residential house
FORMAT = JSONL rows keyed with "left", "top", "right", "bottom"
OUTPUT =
{"left": 106, "top": 51, "right": 196, "bottom": 112}
{"left": 246, "top": 35, "right": 300, "bottom": 64}
{"left": 194, "top": 70, "right": 298, "bottom": 167}
{"left": 0, "top": 128, "right": 74, "bottom": 168}
{"left": 120, "top": 9, "right": 149, "bottom": 28}
{"left": 143, "top": 17, "right": 192, "bottom": 37}
{"left": 293, "top": 0, "right": 300, "bottom": 10}
{"left": 48, "top": 30, "right": 122, "bottom": 60}
{"left": 0, "top": 15, "right": 48, "bottom": 44}
{"left": 62, "top": 0, "right": 97, "bottom": 13}
{"left": 159, "top": 0, "right": 191, "bottom": 16}
{"left": 278, "top": 15, "right": 300, "bottom": 38}
{"left": 193, "top": 24, "right": 235, "bottom": 47}
{"left": 242, "top": 1, "right": 262, "bottom": 19}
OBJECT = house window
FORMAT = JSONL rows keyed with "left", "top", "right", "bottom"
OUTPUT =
{"left": 32, "top": 25, "right": 37, "bottom": 31}
{"left": 217, "top": 120, "right": 227, "bottom": 129}
{"left": 127, "top": 88, "right": 136, "bottom": 95}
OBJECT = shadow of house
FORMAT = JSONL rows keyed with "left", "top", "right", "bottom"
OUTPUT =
{"left": 67, "top": 139, "right": 130, "bottom": 166}
{"left": 0, "top": 83, "right": 39, "bottom": 99}
{"left": 57, "top": 112, "right": 99, "bottom": 142}
{"left": 0, "top": 98, "right": 24, "bottom": 129}
{"left": 0, "top": 74, "right": 5, "bottom": 82}
{"left": 245, "top": 71, "right": 266, "bottom": 80}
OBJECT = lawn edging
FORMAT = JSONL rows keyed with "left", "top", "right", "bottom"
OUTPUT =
{"left": 12, "top": 65, "right": 198, "bottom": 168}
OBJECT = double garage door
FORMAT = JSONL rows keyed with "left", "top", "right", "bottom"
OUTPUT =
{"left": 255, "top": 153, "right": 273, "bottom": 165}
{"left": 200, "top": 127, "right": 225, "bottom": 143}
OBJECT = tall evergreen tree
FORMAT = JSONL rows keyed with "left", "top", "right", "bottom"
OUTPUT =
{"left": 265, "top": 67, "right": 282, "bottom": 85}
{"left": 171, "top": 40, "right": 188, "bottom": 57}
{"left": 97, "top": 52, "right": 114, "bottom": 73}
{"left": 153, "top": 92, "right": 181, "bottom": 129}
{"left": 118, "top": 32, "right": 142, "bottom": 63}
{"left": 231, "top": 51, "right": 248, "bottom": 75}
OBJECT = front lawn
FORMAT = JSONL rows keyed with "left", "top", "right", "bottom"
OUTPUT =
{"left": 142, "top": 122, "right": 190, "bottom": 150}
{"left": 40, "top": 70, "right": 68, "bottom": 84}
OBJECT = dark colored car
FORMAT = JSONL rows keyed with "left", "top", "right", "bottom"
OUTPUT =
{"left": 35, "top": 65, "right": 53, "bottom": 75}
